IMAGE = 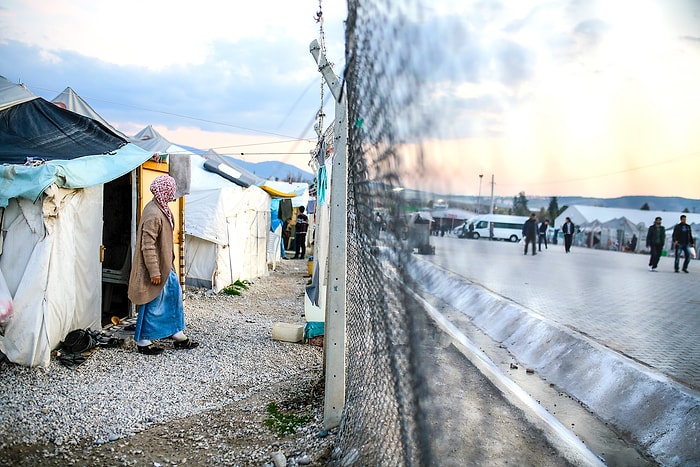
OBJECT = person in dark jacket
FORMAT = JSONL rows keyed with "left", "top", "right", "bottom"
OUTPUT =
{"left": 562, "top": 217, "right": 575, "bottom": 253}
{"left": 292, "top": 206, "right": 309, "bottom": 259}
{"left": 646, "top": 217, "right": 665, "bottom": 272}
{"left": 538, "top": 219, "right": 550, "bottom": 251}
{"left": 522, "top": 213, "right": 538, "bottom": 256}
{"left": 672, "top": 214, "right": 695, "bottom": 273}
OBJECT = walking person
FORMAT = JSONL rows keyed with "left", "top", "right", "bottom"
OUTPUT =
{"left": 128, "top": 175, "right": 199, "bottom": 355}
{"left": 375, "top": 212, "right": 383, "bottom": 237}
{"left": 562, "top": 217, "right": 575, "bottom": 253}
{"left": 672, "top": 214, "right": 695, "bottom": 273}
{"left": 646, "top": 217, "right": 665, "bottom": 272}
{"left": 522, "top": 213, "right": 538, "bottom": 256}
{"left": 292, "top": 206, "right": 309, "bottom": 259}
{"left": 538, "top": 219, "right": 550, "bottom": 251}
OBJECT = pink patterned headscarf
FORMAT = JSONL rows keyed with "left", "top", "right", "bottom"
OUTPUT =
{"left": 150, "top": 175, "right": 176, "bottom": 229}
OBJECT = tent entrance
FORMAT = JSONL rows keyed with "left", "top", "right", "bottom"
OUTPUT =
{"left": 101, "top": 173, "right": 134, "bottom": 326}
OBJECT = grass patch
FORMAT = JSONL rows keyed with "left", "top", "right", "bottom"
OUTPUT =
{"left": 264, "top": 402, "right": 311, "bottom": 436}
{"left": 222, "top": 280, "right": 251, "bottom": 296}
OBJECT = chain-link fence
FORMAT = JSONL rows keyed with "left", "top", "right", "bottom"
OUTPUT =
{"left": 324, "top": 0, "right": 443, "bottom": 464}
{"left": 310, "top": 0, "right": 699, "bottom": 464}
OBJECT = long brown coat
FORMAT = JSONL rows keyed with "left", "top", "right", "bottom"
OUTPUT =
{"left": 127, "top": 200, "right": 175, "bottom": 305}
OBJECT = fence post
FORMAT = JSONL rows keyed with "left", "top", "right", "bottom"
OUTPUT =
{"left": 310, "top": 39, "right": 347, "bottom": 429}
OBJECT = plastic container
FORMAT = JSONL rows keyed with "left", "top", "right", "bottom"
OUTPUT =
{"left": 271, "top": 322, "right": 304, "bottom": 343}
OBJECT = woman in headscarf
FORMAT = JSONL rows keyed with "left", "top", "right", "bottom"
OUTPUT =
{"left": 128, "top": 175, "right": 198, "bottom": 355}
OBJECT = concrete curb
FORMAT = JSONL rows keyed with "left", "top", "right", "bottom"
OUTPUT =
{"left": 408, "top": 256, "right": 700, "bottom": 466}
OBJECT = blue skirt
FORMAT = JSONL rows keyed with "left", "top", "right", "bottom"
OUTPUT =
{"left": 134, "top": 270, "right": 185, "bottom": 341}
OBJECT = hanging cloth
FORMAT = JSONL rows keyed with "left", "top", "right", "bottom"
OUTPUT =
{"left": 317, "top": 165, "right": 328, "bottom": 206}
{"left": 278, "top": 198, "right": 293, "bottom": 221}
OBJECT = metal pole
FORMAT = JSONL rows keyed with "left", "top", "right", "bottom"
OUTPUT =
{"left": 477, "top": 174, "right": 483, "bottom": 214}
{"left": 489, "top": 174, "right": 495, "bottom": 214}
{"left": 310, "top": 39, "right": 347, "bottom": 430}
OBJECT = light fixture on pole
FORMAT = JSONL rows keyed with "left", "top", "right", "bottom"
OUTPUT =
{"left": 477, "top": 174, "right": 483, "bottom": 214}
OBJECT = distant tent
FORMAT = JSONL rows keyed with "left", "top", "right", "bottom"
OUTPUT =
{"left": 184, "top": 154, "right": 271, "bottom": 292}
{"left": 0, "top": 76, "right": 153, "bottom": 367}
{"left": 261, "top": 180, "right": 310, "bottom": 206}
{"left": 555, "top": 205, "right": 700, "bottom": 230}
{"left": 202, "top": 149, "right": 265, "bottom": 188}
{"left": 130, "top": 125, "right": 192, "bottom": 197}
{"left": 557, "top": 205, "right": 696, "bottom": 251}
{"left": 51, "top": 87, "right": 126, "bottom": 138}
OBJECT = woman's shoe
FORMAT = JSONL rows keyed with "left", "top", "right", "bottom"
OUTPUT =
{"left": 173, "top": 338, "right": 199, "bottom": 350}
{"left": 137, "top": 344, "right": 164, "bottom": 355}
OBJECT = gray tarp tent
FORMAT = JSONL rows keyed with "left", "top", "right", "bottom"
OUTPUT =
{"left": 0, "top": 76, "right": 153, "bottom": 367}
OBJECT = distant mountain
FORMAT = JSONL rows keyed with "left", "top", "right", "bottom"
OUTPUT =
{"left": 400, "top": 190, "right": 700, "bottom": 213}
{"left": 528, "top": 196, "right": 700, "bottom": 213}
{"left": 224, "top": 156, "right": 314, "bottom": 183}
{"left": 176, "top": 144, "right": 204, "bottom": 156}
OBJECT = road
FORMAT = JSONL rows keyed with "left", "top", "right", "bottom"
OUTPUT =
{"left": 425, "top": 234, "right": 700, "bottom": 391}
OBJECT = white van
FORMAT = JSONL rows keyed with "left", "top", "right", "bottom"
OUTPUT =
{"left": 461, "top": 214, "right": 529, "bottom": 242}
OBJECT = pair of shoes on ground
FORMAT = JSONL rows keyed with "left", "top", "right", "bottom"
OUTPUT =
{"left": 137, "top": 338, "right": 199, "bottom": 355}
{"left": 674, "top": 269, "right": 689, "bottom": 273}
{"left": 648, "top": 266, "right": 657, "bottom": 272}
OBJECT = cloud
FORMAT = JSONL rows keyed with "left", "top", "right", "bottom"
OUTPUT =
{"left": 0, "top": 38, "right": 326, "bottom": 141}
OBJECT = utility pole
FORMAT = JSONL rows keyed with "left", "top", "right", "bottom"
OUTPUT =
{"left": 489, "top": 174, "right": 495, "bottom": 214}
{"left": 309, "top": 38, "right": 347, "bottom": 430}
{"left": 477, "top": 174, "right": 483, "bottom": 214}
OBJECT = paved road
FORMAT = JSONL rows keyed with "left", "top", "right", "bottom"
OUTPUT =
{"left": 425, "top": 235, "right": 700, "bottom": 392}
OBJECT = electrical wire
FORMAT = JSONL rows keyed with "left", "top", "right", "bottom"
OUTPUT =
{"left": 26, "top": 83, "right": 320, "bottom": 145}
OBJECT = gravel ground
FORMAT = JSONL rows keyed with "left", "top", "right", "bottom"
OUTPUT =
{"left": 0, "top": 255, "right": 613, "bottom": 467}
{"left": 0, "top": 258, "right": 332, "bottom": 466}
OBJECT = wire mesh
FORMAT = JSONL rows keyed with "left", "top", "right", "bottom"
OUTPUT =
{"left": 320, "top": 0, "right": 700, "bottom": 465}
{"left": 325, "top": 0, "right": 441, "bottom": 465}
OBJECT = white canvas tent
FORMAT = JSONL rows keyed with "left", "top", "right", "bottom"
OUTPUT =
{"left": 196, "top": 150, "right": 309, "bottom": 274}
{"left": 556, "top": 205, "right": 698, "bottom": 252}
{"left": 555, "top": 205, "right": 700, "bottom": 231}
{"left": 0, "top": 77, "right": 153, "bottom": 367}
{"left": 184, "top": 154, "right": 272, "bottom": 292}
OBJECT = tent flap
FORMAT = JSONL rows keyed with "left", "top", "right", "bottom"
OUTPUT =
{"left": 0, "top": 145, "right": 153, "bottom": 207}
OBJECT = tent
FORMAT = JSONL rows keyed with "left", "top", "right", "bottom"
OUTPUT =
{"left": 0, "top": 76, "right": 154, "bottom": 367}
{"left": 184, "top": 154, "right": 272, "bottom": 292}
{"left": 556, "top": 205, "right": 698, "bottom": 252}
{"left": 555, "top": 205, "right": 700, "bottom": 231}
{"left": 51, "top": 87, "right": 126, "bottom": 138}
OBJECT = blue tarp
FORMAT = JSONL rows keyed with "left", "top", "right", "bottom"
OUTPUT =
{"left": 0, "top": 144, "right": 153, "bottom": 207}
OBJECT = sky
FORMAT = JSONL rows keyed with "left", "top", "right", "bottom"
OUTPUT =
{"left": 0, "top": 0, "right": 348, "bottom": 175}
{"left": 1, "top": 0, "right": 699, "bottom": 200}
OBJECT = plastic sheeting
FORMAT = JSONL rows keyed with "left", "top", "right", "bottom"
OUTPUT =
{"left": 184, "top": 186, "right": 271, "bottom": 292}
{"left": 184, "top": 155, "right": 272, "bottom": 292}
{"left": 0, "top": 186, "right": 103, "bottom": 367}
